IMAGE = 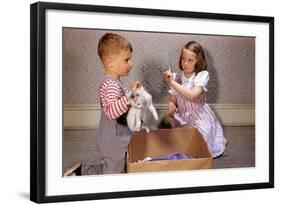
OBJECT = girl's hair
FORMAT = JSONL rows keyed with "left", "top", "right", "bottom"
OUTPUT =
{"left": 179, "top": 41, "right": 207, "bottom": 74}
{"left": 97, "top": 33, "right": 133, "bottom": 64}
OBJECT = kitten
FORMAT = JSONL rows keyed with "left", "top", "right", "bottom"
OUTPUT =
{"left": 127, "top": 86, "right": 158, "bottom": 132}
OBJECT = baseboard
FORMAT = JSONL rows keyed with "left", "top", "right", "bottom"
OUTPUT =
{"left": 64, "top": 104, "right": 255, "bottom": 129}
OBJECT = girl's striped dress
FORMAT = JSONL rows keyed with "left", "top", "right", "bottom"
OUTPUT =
{"left": 170, "top": 70, "right": 227, "bottom": 158}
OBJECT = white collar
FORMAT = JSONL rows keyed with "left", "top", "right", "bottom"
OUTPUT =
{"left": 181, "top": 72, "right": 196, "bottom": 83}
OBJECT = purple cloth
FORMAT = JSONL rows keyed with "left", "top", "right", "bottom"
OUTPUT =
{"left": 148, "top": 153, "right": 192, "bottom": 161}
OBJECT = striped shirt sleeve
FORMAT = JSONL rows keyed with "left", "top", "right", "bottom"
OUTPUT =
{"left": 100, "top": 80, "right": 130, "bottom": 120}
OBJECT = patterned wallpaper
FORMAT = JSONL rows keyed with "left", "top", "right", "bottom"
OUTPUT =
{"left": 63, "top": 28, "right": 255, "bottom": 105}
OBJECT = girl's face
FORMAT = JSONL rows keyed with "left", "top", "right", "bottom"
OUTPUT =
{"left": 108, "top": 49, "right": 133, "bottom": 78}
{"left": 181, "top": 48, "right": 197, "bottom": 76}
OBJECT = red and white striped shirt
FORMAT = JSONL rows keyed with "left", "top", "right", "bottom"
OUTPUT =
{"left": 100, "top": 79, "right": 130, "bottom": 120}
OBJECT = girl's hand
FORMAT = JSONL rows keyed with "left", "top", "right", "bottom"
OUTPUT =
{"left": 131, "top": 80, "right": 141, "bottom": 91}
{"left": 167, "top": 101, "right": 178, "bottom": 117}
{"left": 163, "top": 67, "right": 173, "bottom": 85}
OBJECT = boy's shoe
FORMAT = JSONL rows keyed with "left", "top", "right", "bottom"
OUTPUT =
{"left": 64, "top": 162, "right": 82, "bottom": 176}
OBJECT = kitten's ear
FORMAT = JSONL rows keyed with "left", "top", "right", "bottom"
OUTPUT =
{"left": 136, "top": 82, "right": 141, "bottom": 89}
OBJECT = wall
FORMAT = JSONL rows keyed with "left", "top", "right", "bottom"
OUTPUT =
{"left": 63, "top": 28, "right": 255, "bottom": 127}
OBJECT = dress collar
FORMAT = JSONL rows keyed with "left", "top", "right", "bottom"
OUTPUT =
{"left": 181, "top": 72, "right": 196, "bottom": 83}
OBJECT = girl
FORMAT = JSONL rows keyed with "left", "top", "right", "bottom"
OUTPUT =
{"left": 163, "top": 41, "right": 226, "bottom": 158}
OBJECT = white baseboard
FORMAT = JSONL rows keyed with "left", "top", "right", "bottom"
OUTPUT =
{"left": 64, "top": 104, "right": 255, "bottom": 129}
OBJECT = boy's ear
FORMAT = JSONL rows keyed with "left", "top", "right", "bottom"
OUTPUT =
{"left": 104, "top": 57, "right": 113, "bottom": 68}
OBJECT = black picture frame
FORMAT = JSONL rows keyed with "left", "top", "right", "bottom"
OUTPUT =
{"left": 30, "top": 1, "right": 274, "bottom": 203}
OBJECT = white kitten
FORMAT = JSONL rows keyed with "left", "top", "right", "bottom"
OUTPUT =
{"left": 127, "top": 86, "right": 159, "bottom": 133}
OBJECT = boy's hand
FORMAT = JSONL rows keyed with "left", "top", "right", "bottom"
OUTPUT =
{"left": 131, "top": 80, "right": 141, "bottom": 91}
{"left": 163, "top": 66, "right": 173, "bottom": 85}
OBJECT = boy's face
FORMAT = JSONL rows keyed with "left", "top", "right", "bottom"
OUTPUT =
{"left": 107, "top": 49, "right": 132, "bottom": 78}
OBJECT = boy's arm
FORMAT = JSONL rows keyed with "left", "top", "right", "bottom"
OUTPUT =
{"left": 101, "top": 81, "right": 130, "bottom": 120}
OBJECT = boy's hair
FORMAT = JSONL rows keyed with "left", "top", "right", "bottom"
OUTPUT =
{"left": 98, "top": 33, "right": 133, "bottom": 64}
{"left": 179, "top": 41, "right": 207, "bottom": 74}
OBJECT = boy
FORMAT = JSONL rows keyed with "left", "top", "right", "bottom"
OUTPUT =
{"left": 64, "top": 33, "right": 139, "bottom": 175}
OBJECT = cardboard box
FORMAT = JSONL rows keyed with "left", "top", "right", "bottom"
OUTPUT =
{"left": 126, "top": 128, "right": 213, "bottom": 173}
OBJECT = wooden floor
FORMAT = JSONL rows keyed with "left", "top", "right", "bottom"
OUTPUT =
{"left": 63, "top": 126, "right": 255, "bottom": 173}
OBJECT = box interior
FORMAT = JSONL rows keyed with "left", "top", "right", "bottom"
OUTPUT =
{"left": 128, "top": 128, "right": 211, "bottom": 163}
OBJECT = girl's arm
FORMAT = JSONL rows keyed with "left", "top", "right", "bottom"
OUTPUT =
{"left": 163, "top": 69, "right": 203, "bottom": 101}
{"left": 169, "top": 95, "right": 177, "bottom": 106}
{"left": 167, "top": 95, "right": 178, "bottom": 117}
{"left": 170, "top": 80, "right": 203, "bottom": 101}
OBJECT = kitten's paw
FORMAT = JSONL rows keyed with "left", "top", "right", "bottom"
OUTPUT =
{"left": 142, "top": 126, "right": 150, "bottom": 133}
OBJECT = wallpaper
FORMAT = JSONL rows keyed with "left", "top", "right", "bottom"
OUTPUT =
{"left": 63, "top": 28, "right": 255, "bottom": 105}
